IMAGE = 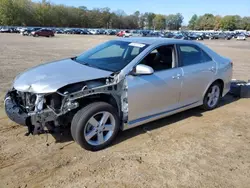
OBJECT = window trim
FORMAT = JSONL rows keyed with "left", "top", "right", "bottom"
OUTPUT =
{"left": 177, "top": 44, "right": 213, "bottom": 67}
{"left": 131, "top": 44, "right": 180, "bottom": 74}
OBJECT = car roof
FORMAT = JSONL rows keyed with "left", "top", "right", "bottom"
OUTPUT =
{"left": 115, "top": 37, "right": 197, "bottom": 45}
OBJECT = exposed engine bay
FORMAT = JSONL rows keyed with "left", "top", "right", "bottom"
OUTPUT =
{"left": 5, "top": 74, "right": 128, "bottom": 135}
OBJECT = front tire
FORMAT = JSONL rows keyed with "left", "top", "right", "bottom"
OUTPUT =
{"left": 202, "top": 82, "right": 221, "bottom": 110}
{"left": 71, "top": 102, "right": 120, "bottom": 151}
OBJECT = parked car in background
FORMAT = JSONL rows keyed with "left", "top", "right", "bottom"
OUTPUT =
{"left": 164, "top": 32, "right": 175, "bottom": 38}
{"left": 21, "top": 28, "right": 41, "bottom": 36}
{"left": 9, "top": 27, "right": 19, "bottom": 33}
{"left": 149, "top": 31, "right": 165, "bottom": 38}
{"left": 54, "top": 29, "right": 64, "bottom": 34}
{"left": 217, "top": 33, "right": 232, "bottom": 40}
{"left": 117, "top": 30, "right": 125, "bottom": 37}
{"left": 173, "top": 34, "right": 189, "bottom": 40}
{"left": 21, "top": 28, "right": 33, "bottom": 36}
{"left": 5, "top": 38, "right": 232, "bottom": 151}
{"left": 106, "top": 29, "right": 117, "bottom": 35}
{"left": 64, "top": 29, "right": 75, "bottom": 34}
{"left": 0, "top": 27, "right": 11, "bottom": 33}
{"left": 31, "top": 29, "right": 54, "bottom": 37}
{"left": 89, "top": 29, "right": 99, "bottom": 35}
{"left": 98, "top": 29, "right": 105, "bottom": 35}
{"left": 131, "top": 30, "right": 143, "bottom": 37}
{"left": 199, "top": 33, "right": 211, "bottom": 39}
{"left": 73, "top": 29, "right": 84, "bottom": 34}
{"left": 81, "top": 29, "right": 90, "bottom": 35}
{"left": 124, "top": 30, "right": 132, "bottom": 37}
{"left": 187, "top": 33, "right": 203, "bottom": 40}
{"left": 237, "top": 34, "right": 246, "bottom": 40}
{"left": 117, "top": 30, "right": 132, "bottom": 37}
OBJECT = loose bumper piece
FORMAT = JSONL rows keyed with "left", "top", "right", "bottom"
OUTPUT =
{"left": 4, "top": 92, "right": 29, "bottom": 126}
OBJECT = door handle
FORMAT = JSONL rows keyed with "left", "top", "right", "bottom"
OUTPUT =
{"left": 209, "top": 67, "right": 216, "bottom": 72}
{"left": 172, "top": 74, "right": 181, "bottom": 79}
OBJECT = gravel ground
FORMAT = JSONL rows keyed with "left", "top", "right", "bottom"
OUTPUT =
{"left": 0, "top": 34, "right": 250, "bottom": 188}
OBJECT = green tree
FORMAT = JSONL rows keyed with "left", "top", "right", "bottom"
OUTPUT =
{"left": 139, "top": 13, "right": 146, "bottom": 29}
{"left": 0, "top": 0, "right": 16, "bottom": 25}
{"left": 153, "top": 14, "right": 166, "bottom": 30}
{"left": 214, "top": 15, "right": 222, "bottom": 30}
{"left": 241, "top": 17, "right": 250, "bottom": 30}
{"left": 188, "top": 14, "right": 198, "bottom": 30}
{"left": 199, "top": 14, "right": 215, "bottom": 30}
{"left": 221, "top": 16, "right": 237, "bottom": 30}
{"left": 144, "top": 12, "right": 155, "bottom": 29}
{"left": 165, "top": 13, "right": 183, "bottom": 30}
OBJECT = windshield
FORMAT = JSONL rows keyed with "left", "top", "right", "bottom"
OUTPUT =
{"left": 74, "top": 40, "right": 148, "bottom": 72}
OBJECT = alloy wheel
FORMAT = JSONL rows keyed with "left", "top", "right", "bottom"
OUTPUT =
{"left": 206, "top": 85, "right": 220, "bottom": 108}
{"left": 84, "top": 111, "right": 115, "bottom": 146}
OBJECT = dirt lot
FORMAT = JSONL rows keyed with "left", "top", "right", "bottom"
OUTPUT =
{"left": 0, "top": 34, "right": 250, "bottom": 188}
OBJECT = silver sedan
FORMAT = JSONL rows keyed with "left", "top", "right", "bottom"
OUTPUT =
{"left": 5, "top": 38, "right": 232, "bottom": 150}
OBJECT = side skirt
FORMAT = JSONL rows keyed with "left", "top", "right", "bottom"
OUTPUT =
{"left": 122, "top": 101, "right": 202, "bottom": 131}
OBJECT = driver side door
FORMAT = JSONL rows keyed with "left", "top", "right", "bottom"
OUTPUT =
{"left": 126, "top": 44, "right": 183, "bottom": 126}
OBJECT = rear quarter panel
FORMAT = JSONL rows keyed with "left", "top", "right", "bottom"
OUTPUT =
{"left": 198, "top": 43, "right": 232, "bottom": 96}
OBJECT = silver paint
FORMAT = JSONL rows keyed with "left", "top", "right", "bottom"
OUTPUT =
{"left": 13, "top": 58, "right": 113, "bottom": 93}
{"left": 6, "top": 38, "right": 232, "bottom": 134}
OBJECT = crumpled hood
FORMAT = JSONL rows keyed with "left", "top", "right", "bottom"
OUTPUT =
{"left": 13, "top": 58, "right": 113, "bottom": 93}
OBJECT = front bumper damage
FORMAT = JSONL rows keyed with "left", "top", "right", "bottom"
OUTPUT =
{"left": 4, "top": 91, "right": 58, "bottom": 135}
{"left": 5, "top": 92, "right": 28, "bottom": 126}
{"left": 4, "top": 77, "right": 128, "bottom": 135}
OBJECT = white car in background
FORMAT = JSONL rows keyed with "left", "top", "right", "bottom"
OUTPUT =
{"left": 89, "top": 29, "right": 99, "bottom": 35}
{"left": 124, "top": 30, "right": 132, "bottom": 37}
{"left": 237, "top": 34, "right": 246, "bottom": 40}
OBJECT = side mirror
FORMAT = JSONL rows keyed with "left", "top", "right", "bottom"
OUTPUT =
{"left": 133, "top": 64, "right": 154, "bottom": 75}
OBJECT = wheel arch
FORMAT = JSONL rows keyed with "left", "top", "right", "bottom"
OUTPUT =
{"left": 203, "top": 79, "right": 224, "bottom": 98}
{"left": 76, "top": 93, "right": 121, "bottom": 116}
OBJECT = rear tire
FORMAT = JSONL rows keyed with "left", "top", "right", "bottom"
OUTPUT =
{"left": 202, "top": 82, "right": 222, "bottom": 110}
{"left": 71, "top": 102, "right": 120, "bottom": 151}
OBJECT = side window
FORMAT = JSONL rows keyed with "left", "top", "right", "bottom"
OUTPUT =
{"left": 179, "top": 45, "right": 212, "bottom": 66}
{"left": 139, "top": 45, "right": 175, "bottom": 72}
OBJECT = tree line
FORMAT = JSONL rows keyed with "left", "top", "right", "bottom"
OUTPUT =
{"left": 0, "top": 0, "right": 183, "bottom": 29}
{"left": 188, "top": 14, "right": 250, "bottom": 31}
{"left": 0, "top": 0, "right": 249, "bottom": 31}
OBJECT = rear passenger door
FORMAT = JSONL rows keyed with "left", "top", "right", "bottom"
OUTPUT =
{"left": 177, "top": 44, "right": 217, "bottom": 106}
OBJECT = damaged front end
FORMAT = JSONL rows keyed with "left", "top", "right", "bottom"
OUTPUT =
{"left": 4, "top": 74, "right": 128, "bottom": 135}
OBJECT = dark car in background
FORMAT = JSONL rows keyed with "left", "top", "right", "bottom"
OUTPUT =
{"left": 188, "top": 33, "right": 203, "bottom": 40}
{"left": 173, "top": 33, "right": 190, "bottom": 40}
{"left": 217, "top": 33, "right": 232, "bottom": 40}
{"left": 54, "top": 29, "right": 64, "bottom": 34}
{"left": 81, "top": 29, "right": 90, "bottom": 34}
{"left": 164, "top": 32, "right": 175, "bottom": 38}
{"left": 105, "top": 30, "right": 117, "bottom": 35}
{"left": 31, "top": 29, "right": 54, "bottom": 37}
